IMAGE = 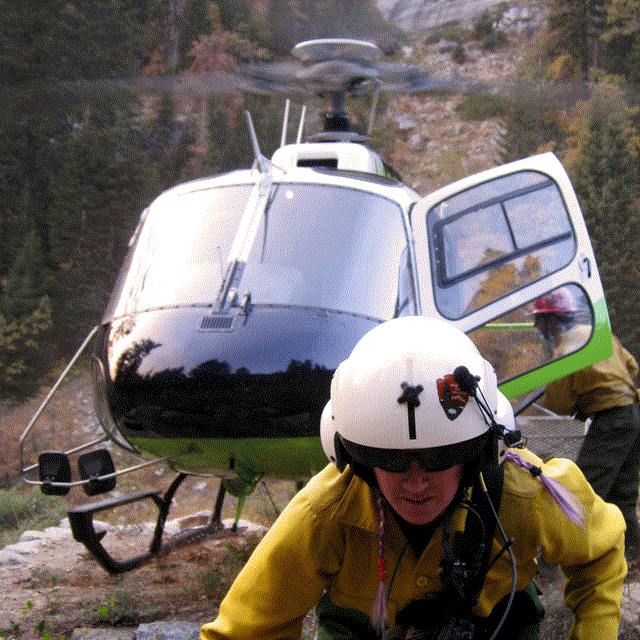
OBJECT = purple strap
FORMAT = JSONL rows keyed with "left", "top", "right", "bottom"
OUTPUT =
{"left": 506, "top": 451, "right": 586, "bottom": 529}
{"left": 371, "top": 493, "right": 388, "bottom": 636}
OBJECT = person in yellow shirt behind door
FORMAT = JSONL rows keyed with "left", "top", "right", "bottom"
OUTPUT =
{"left": 533, "top": 287, "right": 640, "bottom": 566}
{"left": 202, "top": 316, "right": 626, "bottom": 640}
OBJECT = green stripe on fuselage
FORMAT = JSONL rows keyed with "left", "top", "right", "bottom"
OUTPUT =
{"left": 128, "top": 436, "right": 328, "bottom": 479}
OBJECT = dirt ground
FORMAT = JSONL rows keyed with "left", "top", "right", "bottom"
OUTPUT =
{"left": 2, "top": 520, "right": 640, "bottom": 640}
{"left": 0, "top": 523, "right": 265, "bottom": 638}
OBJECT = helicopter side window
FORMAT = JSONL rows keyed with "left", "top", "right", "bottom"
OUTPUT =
{"left": 105, "top": 184, "right": 253, "bottom": 318}
{"left": 427, "top": 171, "right": 576, "bottom": 320}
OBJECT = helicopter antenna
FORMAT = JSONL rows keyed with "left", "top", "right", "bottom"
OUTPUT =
{"left": 245, "top": 110, "right": 271, "bottom": 173}
{"left": 246, "top": 110, "right": 284, "bottom": 174}
{"left": 280, "top": 99, "right": 291, "bottom": 148}
{"left": 368, "top": 88, "right": 380, "bottom": 137}
{"left": 296, "top": 105, "right": 306, "bottom": 144}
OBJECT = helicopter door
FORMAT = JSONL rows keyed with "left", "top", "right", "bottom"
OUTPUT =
{"left": 411, "top": 152, "right": 613, "bottom": 403}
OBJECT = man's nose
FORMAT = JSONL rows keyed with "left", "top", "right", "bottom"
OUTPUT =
{"left": 402, "top": 459, "right": 430, "bottom": 489}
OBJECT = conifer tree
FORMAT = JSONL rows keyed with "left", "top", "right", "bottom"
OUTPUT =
{"left": 547, "top": 0, "right": 597, "bottom": 74}
{"left": 569, "top": 87, "right": 640, "bottom": 356}
{"left": 48, "top": 106, "right": 148, "bottom": 352}
{"left": 600, "top": 0, "right": 640, "bottom": 81}
{"left": 145, "top": 92, "right": 196, "bottom": 196}
{"left": 178, "top": 0, "right": 213, "bottom": 69}
{"left": 499, "top": 81, "right": 563, "bottom": 163}
{"left": 1, "top": 227, "right": 47, "bottom": 320}
{"left": 0, "top": 226, "right": 54, "bottom": 398}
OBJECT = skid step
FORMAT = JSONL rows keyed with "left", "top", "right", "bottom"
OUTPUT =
{"left": 67, "top": 474, "right": 211, "bottom": 574}
{"left": 68, "top": 489, "right": 166, "bottom": 573}
{"left": 67, "top": 471, "right": 248, "bottom": 574}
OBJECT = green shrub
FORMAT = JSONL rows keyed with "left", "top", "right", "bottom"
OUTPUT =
{"left": 424, "top": 23, "right": 469, "bottom": 46}
{"left": 482, "top": 30, "right": 508, "bottom": 51}
{"left": 452, "top": 42, "right": 467, "bottom": 64}
{"left": 455, "top": 93, "right": 509, "bottom": 121}
{"left": 91, "top": 592, "right": 140, "bottom": 626}
{"left": 472, "top": 10, "right": 495, "bottom": 41}
{"left": 0, "top": 486, "right": 63, "bottom": 548}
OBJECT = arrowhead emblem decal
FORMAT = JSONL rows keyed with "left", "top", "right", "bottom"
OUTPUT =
{"left": 437, "top": 374, "right": 469, "bottom": 420}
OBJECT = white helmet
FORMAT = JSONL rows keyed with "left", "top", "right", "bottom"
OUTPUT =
{"left": 321, "top": 316, "right": 515, "bottom": 473}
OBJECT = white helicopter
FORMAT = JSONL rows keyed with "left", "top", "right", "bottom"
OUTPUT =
{"left": 19, "top": 38, "right": 612, "bottom": 573}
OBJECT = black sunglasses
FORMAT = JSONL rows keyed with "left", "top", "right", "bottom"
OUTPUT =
{"left": 340, "top": 434, "right": 488, "bottom": 473}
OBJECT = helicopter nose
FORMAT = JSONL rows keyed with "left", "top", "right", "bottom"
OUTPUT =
{"left": 94, "top": 304, "right": 380, "bottom": 477}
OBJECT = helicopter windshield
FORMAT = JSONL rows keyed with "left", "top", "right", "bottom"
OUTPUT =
{"left": 106, "top": 181, "right": 409, "bottom": 321}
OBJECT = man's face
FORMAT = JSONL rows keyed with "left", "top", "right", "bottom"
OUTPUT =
{"left": 373, "top": 460, "right": 462, "bottom": 525}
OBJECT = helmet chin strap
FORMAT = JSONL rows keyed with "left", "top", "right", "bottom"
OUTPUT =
{"left": 452, "top": 366, "right": 525, "bottom": 465}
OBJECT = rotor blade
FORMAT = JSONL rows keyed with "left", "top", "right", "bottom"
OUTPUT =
{"left": 373, "top": 60, "right": 485, "bottom": 94}
{"left": 70, "top": 72, "right": 250, "bottom": 97}
{"left": 8, "top": 61, "right": 636, "bottom": 117}
{"left": 4, "top": 72, "right": 250, "bottom": 102}
{"left": 234, "top": 61, "right": 311, "bottom": 98}
{"left": 380, "top": 73, "right": 489, "bottom": 95}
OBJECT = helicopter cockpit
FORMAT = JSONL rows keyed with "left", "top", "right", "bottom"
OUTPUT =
{"left": 106, "top": 177, "right": 416, "bottom": 323}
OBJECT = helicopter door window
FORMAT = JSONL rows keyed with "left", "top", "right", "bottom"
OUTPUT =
{"left": 466, "top": 284, "right": 593, "bottom": 386}
{"left": 427, "top": 171, "right": 576, "bottom": 320}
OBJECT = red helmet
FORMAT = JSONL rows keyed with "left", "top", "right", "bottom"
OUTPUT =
{"left": 531, "top": 287, "right": 577, "bottom": 315}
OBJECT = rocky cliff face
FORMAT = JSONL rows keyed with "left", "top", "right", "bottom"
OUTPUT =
{"left": 380, "top": 40, "right": 523, "bottom": 196}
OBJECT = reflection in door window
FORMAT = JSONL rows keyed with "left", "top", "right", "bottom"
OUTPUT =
{"left": 467, "top": 285, "right": 593, "bottom": 384}
{"left": 442, "top": 204, "right": 512, "bottom": 280}
{"left": 506, "top": 185, "right": 571, "bottom": 249}
{"left": 428, "top": 171, "right": 576, "bottom": 320}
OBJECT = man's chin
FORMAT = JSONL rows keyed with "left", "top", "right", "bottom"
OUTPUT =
{"left": 397, "top": 498, "right": 441, "bottom": 525}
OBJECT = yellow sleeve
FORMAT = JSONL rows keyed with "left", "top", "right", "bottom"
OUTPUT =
{"left": 200, "top": 480, "right": 344, "bottom": 640}
{"left": 533, "top": 457, "right": 627, "bottom": 640}
{"left": 539, "top": 374, "right": 578, "bottom": 416}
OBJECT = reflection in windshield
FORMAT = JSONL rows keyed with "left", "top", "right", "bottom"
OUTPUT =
{"left": 467, "top": 285, "right": 593, "bottom": 384}
{"left": 107, "top": 182, "right": 408, "bottom": 321}
{"left": 428, "top": 171, "right": 576, "bottom": 320}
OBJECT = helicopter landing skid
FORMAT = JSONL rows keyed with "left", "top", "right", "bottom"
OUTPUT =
{"left": 67, "top": 472, "right": 230, "bottom": 574}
